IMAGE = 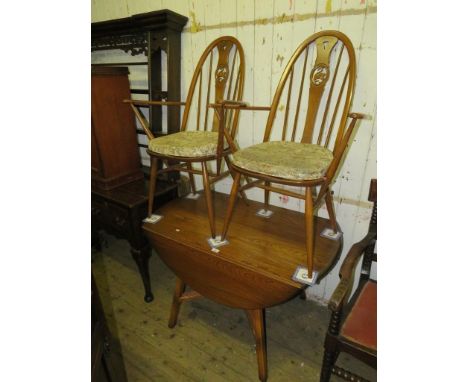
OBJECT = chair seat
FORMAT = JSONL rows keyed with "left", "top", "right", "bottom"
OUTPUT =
{"left": 148, "top": 131, "right": 222, "bottom": 158}
{"left": 232, "top": 141, "right": 333, "bottom": 180}
{"left": 341, "top": 281, "right": 377, "bottom": 352}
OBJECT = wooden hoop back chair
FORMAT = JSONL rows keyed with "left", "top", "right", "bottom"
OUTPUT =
{"left": 320, "top": 179, "right": 377, "bottom": 382}
{"left": 125, "top": 36, "right": 245, "bottom": 240}
{"left": 215, "top": 30, "right": 364, "bottom": 278}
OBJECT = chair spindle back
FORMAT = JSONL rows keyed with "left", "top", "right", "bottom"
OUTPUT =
{"left": 264, "top": 31, "right": 356, "bottom": 155}
{"left": 181, "top": 36, "right": 245, "bottom": 139}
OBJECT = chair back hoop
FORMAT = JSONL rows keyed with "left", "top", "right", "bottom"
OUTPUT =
{"left": 264, "top": 30, "right": 356, "bottom": 157}
{"left": 181, "top": 36, "right": 245, "bottom": 142}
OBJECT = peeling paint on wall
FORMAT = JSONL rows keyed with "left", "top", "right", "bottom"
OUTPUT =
{"left": 183, "top": 6, "right": 377, "bottom": 34}
{"left": 276, "top": 54, "right": 285, "bottom": 66}
{"left": 189, "top": 11, "right": 202, "bottom": 33}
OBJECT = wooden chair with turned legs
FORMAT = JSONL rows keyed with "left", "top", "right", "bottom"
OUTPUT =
{"left": 320, "top": 179, "right": 377, "bottom": 382}
{"left": 213, "top": 30, "right": 364, "bottom": 280}
{"left": 125, "top": 36, "right": 246, "bottom": 244}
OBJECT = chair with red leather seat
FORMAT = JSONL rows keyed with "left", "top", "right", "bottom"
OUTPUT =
{"left": 320, "top": 179, "right": 377, "bottom": 382}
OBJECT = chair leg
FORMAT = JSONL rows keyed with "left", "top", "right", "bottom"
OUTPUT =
{"left": 305, "top": 186, "right": 315, "bottom": 278}
{"left": 320, "top": 348, "right": 338, "bottom": 382}
{"left": 239, "top": 180, "right": 250, "bottom": 206}
{"left": 246, "top": 309, "right": 268, "bottom": 382}
{"left": 147, "top": 156, "right": 158, "bottom": 217}
{"left": 187, "top": 162, "right": 197, "bottom": 194}
{"left": 221, "top": 171, "right": 242, "bottom": 241}
{"left": 224, "top": 155, "right": 249, "bottom": 205}
{"left": 201, "top": 161, "right": 216, "bottom": 239}
{"left": 325, "top": 188, "right": 338, "bottom": 233}
{"left": 264, "top": 181, "right": 271, "bottom": 210}
{"left": 168, "top": 277, "right": 186, "bottom": 328}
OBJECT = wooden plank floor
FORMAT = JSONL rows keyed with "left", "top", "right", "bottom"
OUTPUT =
{"left": 92, "top": 233, "right": 376, "bottom": 382}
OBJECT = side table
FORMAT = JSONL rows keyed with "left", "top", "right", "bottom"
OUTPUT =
{"left": 92, "top": 177, "right": 178, "bottom": 302}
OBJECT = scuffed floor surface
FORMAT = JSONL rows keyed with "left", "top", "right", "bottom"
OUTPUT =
{"left": 92, "top": 232, "right": 376, "bottom": 382}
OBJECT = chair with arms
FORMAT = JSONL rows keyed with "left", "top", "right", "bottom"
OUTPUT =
{"left": 125, "top": 36, "right": 245, "bottom": 243}
{"left": 214, "top": 30, "right": 364, "bottom": 278}
{"left": 320, "top": 178, "right": 377, "bottom": 382}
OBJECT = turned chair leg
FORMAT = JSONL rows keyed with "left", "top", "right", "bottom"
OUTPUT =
{"left": 187, "top": 162, "right": 197, "bottom": 194}
{"left": 264, "top": 181, "right": 271, "bottom": 210}
{"left": 246, "top": 309, "right": 268, "bottom": 382}
{"left": 320, "top": 348, "right": 337, "bottom": 382}
{"left": 201, "top": 161, "right": 216, "bottom": 239}
{"left": 147, "top": 156, "right": 158, "bottom": 217}
{"left": 325, "top": 188, "right": 338, "bottom": 233}
{"left": 168, "top": 277, "right": 186, "bottom": 328}
{"left": 221, "top": 171, "right": 242, "bottom": 241}
{"left": 305, "top": 186, "right": 315, "bottom": 278}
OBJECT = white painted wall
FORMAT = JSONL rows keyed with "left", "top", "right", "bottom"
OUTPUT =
{"left": 92, "top": 0, "right": 377, "bottom": 302}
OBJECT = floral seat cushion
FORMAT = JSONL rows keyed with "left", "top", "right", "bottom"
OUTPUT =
{"left": 148, "top": 131, "right": 222, "bottom": 158}
{"left": 232, "top": 141, "right": 333, "bottom": 180}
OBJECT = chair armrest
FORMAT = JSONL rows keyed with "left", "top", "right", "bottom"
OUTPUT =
{"left": 123, "top": 99, "right": 186, "bottom": 107}
{"left": 209, "top": 101, "right": 271, "bottom": 111}
{"left": 348, "top": 112, "right": 365, "bottom": 120}
{"left": 321, "top": 111, "right": 365, "bottom": 184}
{"left": 328, "top": 231, "right": 377, "bottom": 311}
{"left": 340, "top": 231, "right": 377, "bottom": 280}
{"left": 221, "top": 100, "right": 249, "bottom": 107}
{"left": 124, "top": 99, "right": 185, "bottom": 140}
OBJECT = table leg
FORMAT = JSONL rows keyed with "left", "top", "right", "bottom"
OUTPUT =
{"left": 168, "top": 277, "right": 186, "bottom": 328}
{"left": 246, "top": 309, "right": 268, "bottom": 382}
{"left": 130, "top": 245, "right": 154, "bottom": 303}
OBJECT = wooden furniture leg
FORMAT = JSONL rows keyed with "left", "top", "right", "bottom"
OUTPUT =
{"left": 246, "top": 309, "right": 268, "bottom": 382}
{"left": 147, "top": 156, "right": 158, "bottom": 217}
{"left": 130, "top": 245, "right": 154, "bottom": 303}
{"left": 264, "top": 181, "right": 271, "bottom": 211}
{"left": 325, "top": 188, "right": 338, "bottom": 233}
{"left": 168, "top": 278, "right": 203, "bottom": 328}
{"left": 305, "top": 186, "right": 315, "bottom": 278}
{"left": 202, "top": 161, "right": 216, "bottom": 239}
{"left": 225, "top": 155, "right": 249, "bottom": 205}
{"left": 221, "top": 171, "right": 242, "bottom": 240}
{"left": 168, "top": 277, "right": 187, "bottom": 328}
{"left": 187, "top": 162, "right": 197, "bottom": 194}
{"left": 320, "top": 348, "right": 338, "bottom": 382}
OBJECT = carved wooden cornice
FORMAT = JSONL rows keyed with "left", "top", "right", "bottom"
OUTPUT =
{"left": 92, "top": 33, "right": 148, "bottom": 56}
{"left": 91, "top": 10, "right": 188, "bottom": 55}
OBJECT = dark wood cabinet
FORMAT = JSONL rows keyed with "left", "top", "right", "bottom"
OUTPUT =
{"left": 91, "top": 66, "right": 144, "bottom": 190}
{"left": 92, "top": 179, "right": 178, "bottom": 303}
{"left": 91, "top": 10, "right": 188, "bottom": 302}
